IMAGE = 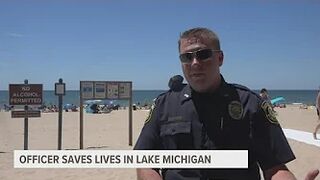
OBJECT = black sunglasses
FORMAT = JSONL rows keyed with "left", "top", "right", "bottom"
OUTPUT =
{"left": 179, "top": 49, "right": 221, "bottom": 63}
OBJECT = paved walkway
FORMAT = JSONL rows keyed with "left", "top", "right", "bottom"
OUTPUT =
{"left": 283, "top": 129, "right": 320, "bottom": 147}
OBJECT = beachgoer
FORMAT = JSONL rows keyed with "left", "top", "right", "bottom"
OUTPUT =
{"left": 90, "top": 103, "right": 99, "bottom": 113}
{"left": 168, "top": 75, "right": 184, "bottom": 91}
{"left": 134, "top": 27, "right": 319, "bottom": 180}
{"left": 313, "top": 89, "right": 320, "bottom": 139}
{"left": 71, "top": 104, "right": 78, "bottom": 112}
{"left": 260, "top": 88, "right": 270, "bottom": 101}
{"left": 260, "top": 88, "right": 272, "bottom": 104}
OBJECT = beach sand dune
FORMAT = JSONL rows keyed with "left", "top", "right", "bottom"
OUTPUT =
{"left": 0, "top": 106, "right": 319, "bottom": 180}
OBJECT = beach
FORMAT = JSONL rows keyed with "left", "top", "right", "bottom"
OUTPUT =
{"left": 0, "top": 105, "right": 319, "bottom": 180}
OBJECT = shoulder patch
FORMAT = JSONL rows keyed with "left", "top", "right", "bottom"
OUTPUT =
{"left": 261, "top": 101, "right": 278, "bottom": 124}
{"left": 144, "top": 91, "right": 169, "bottom": 124}
{"left": 145, "top": 103, "right": 155, "bottom": 124}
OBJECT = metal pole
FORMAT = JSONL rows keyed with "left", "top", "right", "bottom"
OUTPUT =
{"left": 80, "top": 82, "right": 84, "bottom": 149}
{"left": 58, "top": 78, "right": 63, "bottom": 150}
{"left": 129, "top": 82, "right": 133, "bottom": 146}
{"left": 24, "top": 79, "right": 28, "bottom": 150}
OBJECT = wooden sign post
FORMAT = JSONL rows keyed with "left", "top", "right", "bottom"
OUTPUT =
{"left": 55, "top": 78, "right": 65, "bottom": 150}
{"left": 9, "top": 80, "right": 43, "bottom": 150}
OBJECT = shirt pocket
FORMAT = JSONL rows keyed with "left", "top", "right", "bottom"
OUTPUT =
{"left": 223, "top": 116, "right": 250, "bottom": 149}
{"left": 160, "top": 116, "right": 192, "bottom": 149}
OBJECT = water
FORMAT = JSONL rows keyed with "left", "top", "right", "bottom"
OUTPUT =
{"left": 0, "top": 90, "right": 318, "bottom": 107}
{"left": 253, "top": 90, "right": 319, "bottom": 105}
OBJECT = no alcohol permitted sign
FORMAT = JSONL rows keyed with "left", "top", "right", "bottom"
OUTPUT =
{"left": 9, "top": 84, "right": 43, "bottom": 105}
{"left": 9, "top": 82, "right": 43, "bottom": 150}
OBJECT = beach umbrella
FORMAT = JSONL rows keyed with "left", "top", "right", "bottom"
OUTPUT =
{"left": 84, "top": 100, "right": 102, "bottom": 104}
{"left": 271, "top": 97, "right": 285, "bottom": 105}
{"left": 63, "top": 104, "right": 74, "bottom": 110}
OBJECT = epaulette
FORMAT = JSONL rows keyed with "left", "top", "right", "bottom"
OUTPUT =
{"left": 153, "top": 90, "right": 170, "bottom": 102}
{"left": 158, "top": 90, "right": 169, "bottom": 97}
{"left": 154, "top": 84, "right": 188, "bottom": 102}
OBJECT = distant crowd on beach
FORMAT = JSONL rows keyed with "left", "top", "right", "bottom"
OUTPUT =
{"left": 0, "top": 103, "right": 78, "bottom": 113}
{"left": 1, "top": 104, "right": 14, "bottom": 111}
{"left": 41, "top": 104, "right": 78, "bottom": 113}
{"left": 132, "top": 102, "right": 152, "bottom": 111}
{"left": 87, "top": 102, "right": 152, "bottom": 114}
{"left": 0, "top": 101, "right": 153, "bottom": 113}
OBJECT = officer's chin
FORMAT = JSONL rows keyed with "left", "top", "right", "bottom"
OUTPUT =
{"left": 190, "top": 84, "right": 211, "bottom": 93}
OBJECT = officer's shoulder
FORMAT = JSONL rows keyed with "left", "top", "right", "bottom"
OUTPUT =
{"left": 229, "top": 83, "right": 261, "bottom": 100}
{"left": 154, "top": 84, "right": 187, "bottom": 101}
{"left": 152, "top": 91, "right": 168, "bottom": 104}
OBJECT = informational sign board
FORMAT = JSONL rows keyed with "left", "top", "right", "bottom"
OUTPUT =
{"left": 11, "top": 110, "right": 41, "bottom": 118}
{"left": 107, "top": 83, "right": 119, "bottom": 99}
{"left": 9, "top": 84, "right": 43, "bottom": 105}
{"left": 55, "top": 83, "right": 65, "bottom": 95}
{"left": 94, "top": 82, "right": 106, "bottom": 99}
{"left": 79, "top": 80, "right": 133, "bottom": 148}
{"left": 81, "top": 82, "right": 94, "bottom": 99}
{"left": 119, "top": 82, "right": 131, "bottom": 99}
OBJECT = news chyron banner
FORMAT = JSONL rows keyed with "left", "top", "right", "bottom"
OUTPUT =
{"left": 14, "top": 150, "right": 248, "bottom": 168}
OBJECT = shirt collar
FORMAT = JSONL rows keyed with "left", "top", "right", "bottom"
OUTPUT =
{"left": 180, "top": 75, "right": 230, "bottom": 104}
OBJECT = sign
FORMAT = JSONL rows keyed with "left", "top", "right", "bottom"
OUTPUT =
{"left": 9, "top": 84, "right": 43, "bottom": 105}
{"left": 81, "top": 82, "right": 94, "bottom": 99}
{"left": 107, "top": 83, "right": 119, "bottom": 99}
{"left": 81, "top": 81, "right": 132, "bottom": 100}
{"left": 55, "top": 83, "right": 65, "bottom": 95}
{"left": 11, "top": 110, "right": 41, "bottom": 118}
{"left": 94, "top": 82, "right": 106, "bottom": 99}
{"left": 119, "top": 82, "right": 131, "bottom": 99}
{"left": 79, "top": 80, "right": 133, "bottom": 148}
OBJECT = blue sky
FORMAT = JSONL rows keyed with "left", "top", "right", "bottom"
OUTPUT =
{"left": 1, "top": 0, "right": 319, "bottom": 90}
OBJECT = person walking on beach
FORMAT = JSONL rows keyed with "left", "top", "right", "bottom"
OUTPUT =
{"left": 313, "top": 89, "right": 320, "bottom": 139}
{"left": 260, "top": 88, "right": 271, "bottom": 103}
{"left": 134, "top": 27, "right": 319, "bottom": 180}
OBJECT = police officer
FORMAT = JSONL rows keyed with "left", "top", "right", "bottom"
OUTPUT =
{"left": 134, "top": 27, "right": 319, "bottom": 180}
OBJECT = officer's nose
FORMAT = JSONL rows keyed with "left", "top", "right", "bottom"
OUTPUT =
{"left": 191, "top": 57, "right": 201, "bottom": 67}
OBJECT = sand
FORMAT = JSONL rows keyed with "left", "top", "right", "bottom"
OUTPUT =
{"left": 0, "top": 106, "right": 319, "bottom": 180}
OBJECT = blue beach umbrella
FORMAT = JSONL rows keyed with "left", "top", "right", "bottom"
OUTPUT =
{"left": 63, "top": 104, "right": 74, "bottom": 110}
{"left": 84, "top": 99, "right": 115, "bottom": 105}
{"left": 84, "top": 100, "right": 103, "bottom": 104}
{"left": 271, "top": 97, "right": 285, "bottom": 105}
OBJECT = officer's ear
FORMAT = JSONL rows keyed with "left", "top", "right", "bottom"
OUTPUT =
{"left": 218, "top": 51, "right": 224, "bottom": 67}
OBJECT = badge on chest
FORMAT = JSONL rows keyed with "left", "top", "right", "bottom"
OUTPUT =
{"left": 228, "top": 101, "right": 243, "bottom": 120}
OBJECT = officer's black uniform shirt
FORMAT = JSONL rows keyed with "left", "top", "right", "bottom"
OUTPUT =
{"left": 134, "top": 76, "right": 295, "bottom": 180}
